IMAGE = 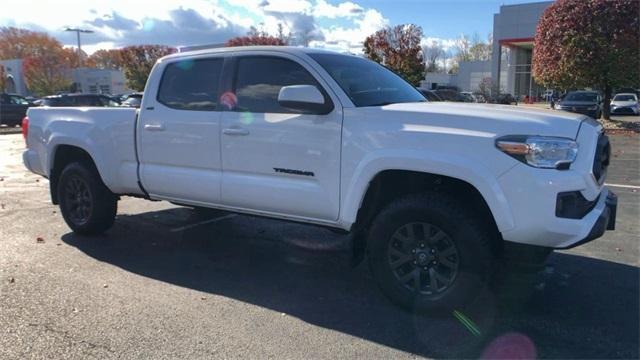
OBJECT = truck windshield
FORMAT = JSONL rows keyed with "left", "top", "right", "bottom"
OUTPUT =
{"left": 308, "top": 53, "right": 426, "bottom": 107}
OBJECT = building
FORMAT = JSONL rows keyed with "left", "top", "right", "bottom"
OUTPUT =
{"left": 422, "top": 60, "right": 492, "bottom": 92}
{"left": 491, "top": 1, "right": 553, "bottom": 99}
{"left": 71, "top": 67, "right": 129, "bottom": 95}
{"left": 0, "top": 59, "right": 130, "bottom": 96}
{"left": 0, "top": 59, "right": 28, "bottom": 95}
{"left": 422, "top": 1, "right": 553, "bottom": 99}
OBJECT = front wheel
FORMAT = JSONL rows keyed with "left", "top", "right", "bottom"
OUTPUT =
{"left": 58, "top": 162, "right": 117, "bottom": 235}
{"left": 367, "top": 192, "right": 495, "bottom": 312}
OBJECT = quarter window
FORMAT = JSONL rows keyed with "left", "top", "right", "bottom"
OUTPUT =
{"left": 234, "top": 56, "right": 328, "bottom": 114}
{"left": 158, "top": 58, "right": 223, "bottom": 111}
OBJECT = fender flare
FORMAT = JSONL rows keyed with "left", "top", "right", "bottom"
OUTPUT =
{"left": 339, "top": 149, "right": 515, "bottom": 233}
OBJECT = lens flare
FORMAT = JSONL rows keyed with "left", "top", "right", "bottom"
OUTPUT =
{"left": 481, "top": 332, "right": 537, "bottom": 359}
{"left": 142, "top": 19, "right": 155, "bottom": 32}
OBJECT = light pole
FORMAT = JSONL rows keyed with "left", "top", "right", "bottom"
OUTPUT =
{"left": 65, "top": 28, "right": 94, "bottom": 68}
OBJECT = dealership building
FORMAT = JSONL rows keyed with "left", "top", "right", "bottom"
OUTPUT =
{"left": 0, "top": 59, "right": 130, "bottom": 96}
{"left": 423, "top": 0, "right": 553, "bottom": 99}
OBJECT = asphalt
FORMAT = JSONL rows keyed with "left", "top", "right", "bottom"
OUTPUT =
{"left": 1, "top": 133, "right": 638, "bottom": 359}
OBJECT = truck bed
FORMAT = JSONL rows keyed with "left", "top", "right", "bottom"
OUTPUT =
{"left": 23, "top": 107, "right": 143, "bottom": 195}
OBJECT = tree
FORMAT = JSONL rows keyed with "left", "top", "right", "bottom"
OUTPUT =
{"left": 454, "top": 35, "right": 471, "bottom": 63}
{"left": 533, "top": 0, "right": 640, "bottom": 120}
{"left": 226, "top": 27, "right": 287, "bottom": 47}
{"left": 0, "top": 27, "right": 77, "bottom": 95}
{"left": 363, "top": 24, "right": 425, "bottom": 86}
{"left": 469, "top": 33, "right": 492, "bottom": 61}
{"left": 86, "top": 49, "right": 124, "bottom": 70}
{"left": 118, "top": 45, "right": 176, "bottom": 91}
{"left": 476, "top": 76, "right": 502, "bottom": 100}
{"left": 0, "top": 27, "right": 62, "bottom": 60}
{"left": 423, "top": 41, "right": 444, "bottom": 73}
{"left": 22, "top": 47, "right": 75, "bottom": 96}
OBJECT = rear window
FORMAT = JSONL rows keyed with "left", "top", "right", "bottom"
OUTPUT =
{"left": 157, "top": 58, "right": 223, "bottom": 111}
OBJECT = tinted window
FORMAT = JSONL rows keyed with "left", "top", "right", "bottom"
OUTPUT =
{"left": 613, "top": 94, "right": 637, "bottom": 102}
{"left": 41, "top": 97, "right": 73, "bottom": 107}
{"left": 8, "top": 95, "right": 28, "bottom": 105}
{"left": 158, "top": 58, "right": 223, "bottom": 111}
{"left": 234, "top": 56, "right": 327, "bottom": 114}
{"left": 75, "top": 96, "right": 102, "bottom": 106}
{"left": 565, "top": 92, "right": 598, "bottom": 102}
{"left": 308, "top": 53, "right": 425, "bottom": 107}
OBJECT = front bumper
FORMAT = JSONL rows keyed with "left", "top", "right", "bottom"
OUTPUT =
{"left": 558, "top": 107, "right": 598, "bottom": 118}
{"left": 611, "top": 106, "right": 639, "bottom": 115}
{"left": 497, "top": 120, "right": 615, "bottom": 249}
{"left": 556, "top": 191, "right": 617, "bottom": 249}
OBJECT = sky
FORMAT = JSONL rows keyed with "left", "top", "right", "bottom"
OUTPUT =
{"left": 0, "top": 0, "right": 549, "bottom": 55}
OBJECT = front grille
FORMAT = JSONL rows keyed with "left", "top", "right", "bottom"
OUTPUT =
{"left": 612, "top": 107, "right": 636, "bottom": 114}
{"left": 592, "top": 133, "right": 610, "bottom": 184}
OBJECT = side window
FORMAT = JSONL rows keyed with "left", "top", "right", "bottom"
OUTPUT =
{"left": 157, "top": 58, "right": 223, "bottom": 111}
{"left": 234, "top": 56, "right": 327, "bottom": 114}
{"left": 9, "top": 95, "right": 28, "bottom": 105}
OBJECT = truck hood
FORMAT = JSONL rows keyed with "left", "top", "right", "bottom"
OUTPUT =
{"left": 379, "top": 102, "right": 585, "bottom": 139}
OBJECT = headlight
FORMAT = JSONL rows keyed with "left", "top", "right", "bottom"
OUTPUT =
{"left": 587, "top": 105, "right": 598, "bottom": 110}
{"left": 496, "top": 136, "right": 578, "bottom": 169}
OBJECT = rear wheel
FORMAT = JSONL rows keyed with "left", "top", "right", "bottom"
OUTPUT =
{"left": 367, "top": 192, "right": 495, "bottom": 312}
{"left": 58, "top": 162, "right": 117, "bottom": 235}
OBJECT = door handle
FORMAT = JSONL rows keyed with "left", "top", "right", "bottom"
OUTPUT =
{"left": 223, "top": 128, "right": 250, "bottom": 136}
{"left": 144, "top": 123, "right": 165, "bottom": 131}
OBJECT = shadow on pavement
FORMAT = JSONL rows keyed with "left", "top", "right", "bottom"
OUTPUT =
{"left": 62, "top": 207, "right": 639, "bottom": 359}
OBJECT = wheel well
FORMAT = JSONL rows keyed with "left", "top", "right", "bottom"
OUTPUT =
{"left": 354, "top": 170, "right": 501, "bottom": 252}
{"left": 49, "top": 145, "right": 97, "bottom": 204}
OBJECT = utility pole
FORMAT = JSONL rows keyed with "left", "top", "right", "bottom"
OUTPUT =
{"left": 65, "top": 28, "right": 94, "bottom": 68}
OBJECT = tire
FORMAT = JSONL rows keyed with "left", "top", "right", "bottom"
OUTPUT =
{"left": 57, "top": 162, "right": 117, "bottom": 235}
{"left": 367, "top": 192, "right": 495, "bottom": 312}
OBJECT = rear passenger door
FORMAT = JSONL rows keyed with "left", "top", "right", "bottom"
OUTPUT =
{"left": 138, "top": 56, "right": 225, "bottom": 204}
{"left": 219, "top": 53, "right": 343, "bottom": 221}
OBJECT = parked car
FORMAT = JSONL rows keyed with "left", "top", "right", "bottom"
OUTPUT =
{"left": 0, "top": 93, "right": 30, "bottom": 126}
{"left": 490, "top": 93, "right": 517, "bottom": 105}
{"left": 23, "top": 47, "right": 616, "bottom": 312}
{"left": 417, "top": 89, "right": 443, "bottom": 102}
{"left": 610, "top": 93, "right": 639, "bottom": 115}
{"left": 555, "top": 90, "right": 601, "bottom": 119}
{"left": 472, "top": 94, "right": 487, "bottom": 103}
{"left": 460, "top": 92, "right": 478, "bottom": 103}
{"left": 120, "top": 92, "right": 143, "bottom": 108}
{"left": 433, "top": 89, "right": 466, "bottom": 102}
{"left": 39, "top": 94, "right": 120, "bottom": 107}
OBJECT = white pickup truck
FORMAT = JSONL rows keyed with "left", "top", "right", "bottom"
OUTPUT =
{"left": 23, "top": 46, "right": 616, "bottom": 311}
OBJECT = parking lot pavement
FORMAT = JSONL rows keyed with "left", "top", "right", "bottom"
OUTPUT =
{"left": 1, "top": 133, "right": 638, "bottom": 359}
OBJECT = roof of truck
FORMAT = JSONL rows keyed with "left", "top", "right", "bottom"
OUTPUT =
{"left": 161, "top": 46, "right": 346, "bottom": 62}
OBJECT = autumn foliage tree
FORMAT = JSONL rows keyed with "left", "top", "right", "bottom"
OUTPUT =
{"left": 363, "top": 24, "right": 425, "bottom": 86}
{"left": 533, "top": 0, "right": 640, "bottom": 119}
{"left": 0, "top": 27, "right": 62, "bottom": 60}
{"left": 86, "top": 49, "right": 124, "bottom": 70}
{"left": 22, "top": 47, "right": 75, "bottom": 96}
{"left": 118, "top": 45, "right": 176, "bottom": 91}
{"left": 0, "top": 27, "right": 76, "bottom": 96}
{"left": 226, "top": 27, "right": 288, "bottom": 47}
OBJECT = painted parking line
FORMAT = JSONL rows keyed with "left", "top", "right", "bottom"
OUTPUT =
{"left": 605, "top": 183, "right": 640, "bottom": 190}
{"left": 170, "top": 214, "right": 237, "bottom": 232}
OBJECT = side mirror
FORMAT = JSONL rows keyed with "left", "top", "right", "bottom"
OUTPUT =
{"left": 278, "top": 85, "right": 332, "bottom": 114}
